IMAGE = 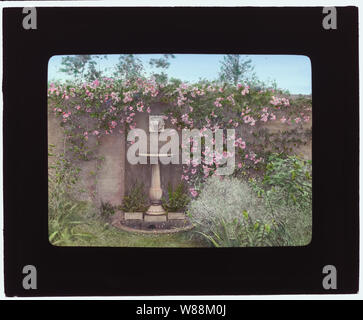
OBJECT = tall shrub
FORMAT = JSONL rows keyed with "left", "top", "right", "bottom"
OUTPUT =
{"left": 187, "top": 175, "right": 271, "bottom": 247}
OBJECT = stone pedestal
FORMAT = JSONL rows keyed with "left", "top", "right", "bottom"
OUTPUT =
{"left": 146, "top": 162, "right": 166, "bottom": 215}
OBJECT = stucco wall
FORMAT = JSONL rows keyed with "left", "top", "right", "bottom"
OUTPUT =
{"left": 48, "top": 103, "right": 312, "bottom": 209}
{"left": 48, "top": 112, "right": 125, "bottom": 207}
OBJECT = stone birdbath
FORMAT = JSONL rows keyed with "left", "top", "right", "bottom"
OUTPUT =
{"left": 139, "top": 115, "right": 170, "bottom": 216}
{"left": 115, "top": 115, "right": 191, "bottom": 231}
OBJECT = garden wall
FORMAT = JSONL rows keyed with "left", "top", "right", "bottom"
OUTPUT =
{"left": 48, "top": 112, "right": 126, "bottom": 207}
{"left": 48, "top": 102, "right": 312, "bottom": 208}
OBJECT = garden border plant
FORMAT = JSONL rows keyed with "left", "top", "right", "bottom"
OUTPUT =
{"left": 48, "top": 145, "right": 96, "bottom": 245}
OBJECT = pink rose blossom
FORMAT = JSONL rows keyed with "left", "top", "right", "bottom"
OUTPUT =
{"left": 189, "top": 188, "right": 198, "bottom": 198}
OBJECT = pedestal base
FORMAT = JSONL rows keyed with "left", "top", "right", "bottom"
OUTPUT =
{"left": 146, "top": 204, "right": 166, "bottom": 215}
{"left": 144, "top": 214, "right": 167, "bottom": 222}
{"left": 112, "top": 211, "right": 192, "bottom": 233}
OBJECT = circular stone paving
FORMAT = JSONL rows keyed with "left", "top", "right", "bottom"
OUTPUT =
{"left": 110, "top": 211, "right": 194, "bottom": 234}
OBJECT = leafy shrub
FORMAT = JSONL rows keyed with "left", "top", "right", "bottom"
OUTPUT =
{"left": 265, "top": 186, "right": 312, "bottom": 246}
{"left": 187, "top": 175, "right": 273, "bottom": 247}
{"left": 248, "top": 153, "right": 313, "bottom": 246}
{"left": 121, "top": 182, "right": 149, "bottom": 212}
{"left": 188, "top": 173, "right": 312, "bottom": 247}
{"left": 48, "top": 146, "right": 95, "bottom": 245}
{"left": 49, "top": 201, "right": 95, "bottom": 246}
{"left": 100, "top": 201, "right": 116, "bottom": 217}
{"left": 162, "top": 182, "right": 190, "bottom": 212}
{"left": 262, "top": 153, "right": 312, "bottom": 209}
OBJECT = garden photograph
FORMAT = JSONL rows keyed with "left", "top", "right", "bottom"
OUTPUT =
{"left": 47, "top": 54, "right": 312, "bottom": 248}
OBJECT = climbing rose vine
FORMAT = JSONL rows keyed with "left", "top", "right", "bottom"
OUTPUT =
{"left": 48, "top": 77, "right": 312, "bottom": 197}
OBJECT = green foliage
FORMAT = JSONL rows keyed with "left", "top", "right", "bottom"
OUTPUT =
{"left": 48, "top": 146, "right": 95, "bottom": 245}
{"left": 59, "top": 55, "right": 107, "bottom": 82}
{"left": 121, "top": 182, "right": 149, "bottom": 212}
{"left": 85, "top": 58, "right": 104, "bottom": 81}
{"left": 196, "top": 210, "right": 273, "bottom": 248}
{"left": 55, "top": 217, "right": 204, "bottom": 247}
{"left": 189, "top": 174, "right": 312, "bottom": 247}
{"left": 262, "top": 153, "right": 312, "bottom": 209}
{"left": 113, "top": 54, "right": 144, "bottom": 81}
{"left": 219, "top": 54, "right": 255, "bottom": 85}
{"left": 162, "top": 183, "right": 190, "bottom": 212}
{"left": 249, "top": 180, "right": 312, "bottom": 246}
{"left": 149, "top": 54, "right": 175, "bottom": 69}
{"left": 100, "top": 201, "right": 116, "bottom": 217}
{"left": 49, "top": 204, "right": 95, "bottom": 246}
{"left": 248, "top": 153, "right": 313, "bottom": 246}
{"left": 59, "top": 55, "right": 91, "bottom": 79}
{"left": 188, "top": 175, "right": 272, "bottom": 247}
{"left": 149, "top": 54, "right": 175, "bottom": 84}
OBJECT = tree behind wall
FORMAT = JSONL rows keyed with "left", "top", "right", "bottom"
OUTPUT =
{"left": 113, "top": 54, "right": 144, "bottom": 81}
{"left": 59, "top": 55, "right": 107, "bottom": 82}
{"left": 219, "top": 54, "right": 255, "bottom": 85}
{"left": 149, "top": 54, "right": 175, "bottom": 84}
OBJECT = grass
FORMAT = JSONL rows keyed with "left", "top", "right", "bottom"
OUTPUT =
{"left": 50, "top": 213, "right": 207, "bottom": 248}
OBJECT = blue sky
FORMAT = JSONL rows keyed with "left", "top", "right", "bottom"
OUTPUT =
{"left": 48, "top": 54, "right": 311, "bottom": 94}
